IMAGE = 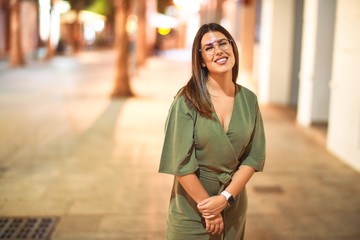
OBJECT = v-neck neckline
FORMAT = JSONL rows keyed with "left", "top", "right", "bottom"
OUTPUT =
{"left": 211, "top": 84, "right": 238, "bottom": 135}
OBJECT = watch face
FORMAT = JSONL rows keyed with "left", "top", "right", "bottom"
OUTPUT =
{"left": 228, "top": 196, "right": 235, "bottom": 206}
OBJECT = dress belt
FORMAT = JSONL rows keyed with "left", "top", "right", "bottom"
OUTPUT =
{"left": 199, "top": 168, "right": 233, "bottom": 193}
{"left": 218, "top": 172, "right": 232, "bottom": 186}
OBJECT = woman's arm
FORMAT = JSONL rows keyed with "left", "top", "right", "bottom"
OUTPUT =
{"left": 197, "top": 165, "right": 255, "bottom": 217}
{"left": 225, "top": 165, "right": 255, "bottom": 197}
{"left": 176, "top": 173, "right": 209, "bottom": 203}
{"left": 177, "top": 173, "right": 224, "bottom": 235}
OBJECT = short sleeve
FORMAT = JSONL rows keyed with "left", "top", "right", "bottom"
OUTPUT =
{"left": 240, "top": 101, "right": 266, "bottom": 172}
{"left": 158, "top": 95, "right": 199, "bottom": 176}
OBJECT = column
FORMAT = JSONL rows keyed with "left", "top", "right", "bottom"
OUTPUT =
{"left": 296, "top": 0, "right": 336, "bottom": 126}
{"left": 239, "top": 0, "right": 256, "bottom": 74}
{"left": 327, "top": 0, "right": 360, "bottom": 172}
{"left": 258, "top": 0, "right": 296, "bottom": 104}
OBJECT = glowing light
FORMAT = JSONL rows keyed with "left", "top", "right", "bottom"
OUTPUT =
{"left": 84, "top": 25, "right": 96, "bottom": 42}
{"left": 173, "top": 0, "right": 203, "bottom": 13}
{"left": 55, "top": 0, "right": 70, "bottom": 14}
{"left": 79, "top": 10, "right": 106, "bottom": 24}
{"left": 93, "top": 21, "right": 105, "bottom": 32}
{"left": 39, "top": 0, "right": 50, "bottom": 41}
{"left": 79, "top": 10, "right": 106, "bottom": 42}
{"left": 126, "top": 15, "right": 138, "bottom": 35}
{"left": 173, "top": 0, "right": 185, "bottom": 7}
{"left": 60, "top": 9, "right": 106, "bottom": 44}
{"left": 158, "top": 28, "right": 171, "bottom": 36}
{"left": 149, "top": 13, "right": 178, "bottom": 29}
{"left": 39, "top": 0, "right": 71, "bottom": 45}
{"left": 50, "top": 6, "right": 60, "bottom": 47}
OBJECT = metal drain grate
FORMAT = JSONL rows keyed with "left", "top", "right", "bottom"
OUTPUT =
{"left": 0, "top": 217, "right": 58, "bottom": 240}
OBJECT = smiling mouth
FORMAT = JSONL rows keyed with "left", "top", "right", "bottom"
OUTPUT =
{"left": 215, "top": 57, "right": 227, "bottom": 64}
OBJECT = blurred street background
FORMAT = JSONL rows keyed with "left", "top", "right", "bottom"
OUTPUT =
{"left": 0, "top": 0, "right": 360, "bottom": 239}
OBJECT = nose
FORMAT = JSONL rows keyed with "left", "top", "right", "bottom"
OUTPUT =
{"left": 213, "top": 43, "right": 223, "bottom": 55}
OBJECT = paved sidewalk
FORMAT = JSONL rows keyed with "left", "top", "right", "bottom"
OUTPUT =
{"left": 0, "top": 49, "right": 359, "bottom": 240}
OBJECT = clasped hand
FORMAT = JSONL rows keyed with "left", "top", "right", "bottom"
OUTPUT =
{"left": 197, "top": 195, "right": 228, "bottom": 235}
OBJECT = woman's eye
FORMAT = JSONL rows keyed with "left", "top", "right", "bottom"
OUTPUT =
{"left": 219, "top": 41, "right": 227, "bottom": 46}
{"left": 205, "top": 46, "right": 214, "bottom": 51}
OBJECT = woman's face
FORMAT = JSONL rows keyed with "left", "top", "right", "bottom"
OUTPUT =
{"left": 200, "top": 31, "right": 235, "bottom": 77}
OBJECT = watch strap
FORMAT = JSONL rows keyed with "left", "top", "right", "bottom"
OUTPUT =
{"left": 220, "top": 191, "right": 234, "bottom": 206}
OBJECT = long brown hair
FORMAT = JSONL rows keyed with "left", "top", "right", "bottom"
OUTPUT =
{"left": 181, "top": 23, "right": 239, "bottom": 119}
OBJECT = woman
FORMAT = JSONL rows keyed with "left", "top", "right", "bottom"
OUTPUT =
{"left": 159, "top": 23, "right": 266, "bottom": 240}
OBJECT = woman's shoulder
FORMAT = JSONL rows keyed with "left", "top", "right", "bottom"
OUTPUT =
{"left": 236, "top": 84, "right": 258, "bottom": 102}
{"left": 172, "top": 88, "right": 187, "bottom": 106}
{"left": 169, "top": 89, "right": 197, "bottom": 117}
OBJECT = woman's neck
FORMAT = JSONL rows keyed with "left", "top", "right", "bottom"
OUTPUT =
{"left": 207, "top": 73, "right": 235, "bottom": 97}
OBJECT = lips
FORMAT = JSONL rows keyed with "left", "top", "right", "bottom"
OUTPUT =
{"left": 215, "top": 57, "right": 228, "bottom": 64}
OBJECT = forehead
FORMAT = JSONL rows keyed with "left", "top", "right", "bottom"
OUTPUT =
{"left": 201, "top": 31, "right": 227, "bottom": 45}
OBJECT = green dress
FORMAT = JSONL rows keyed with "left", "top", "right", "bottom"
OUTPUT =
{"left": 159, "top": 84, "right": 266, "bottom": 240}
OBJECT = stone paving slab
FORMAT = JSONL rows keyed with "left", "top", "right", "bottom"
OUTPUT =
{"left": 0, "top": 49, "right": 359, "bottom": 240}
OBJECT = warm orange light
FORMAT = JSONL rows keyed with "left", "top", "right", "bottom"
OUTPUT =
{"left": 126, "top": 15, "right": 138, "bottom": 35}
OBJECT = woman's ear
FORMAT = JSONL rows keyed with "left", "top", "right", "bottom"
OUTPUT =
{"left": 201, "top": 63, "right": 206, "bottom": 68}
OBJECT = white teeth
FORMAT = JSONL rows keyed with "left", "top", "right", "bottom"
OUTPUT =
{"left": 216, "top": 58, "right": 227, "bottom": 64}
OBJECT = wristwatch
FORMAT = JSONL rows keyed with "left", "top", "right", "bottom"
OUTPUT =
{"left": 220, "top": 190, "right": 235, "bottom": 206}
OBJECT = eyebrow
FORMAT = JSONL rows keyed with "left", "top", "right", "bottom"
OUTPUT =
{"left": 202, "top": 38, "right": 227, "bottom": 47}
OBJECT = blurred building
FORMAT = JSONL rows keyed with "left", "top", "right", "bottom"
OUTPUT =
{"left": 217, "top": 0, "right": 360, "bottom": 172}
{"left": 164, "top": 0, "right": 360, "bottom": 172}
{"left": 0, "top": 0, "right": 38, "bottom": 59}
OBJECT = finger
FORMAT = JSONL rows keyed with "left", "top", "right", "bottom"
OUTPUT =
{"left": 197, "top": 199, "right": 210, "bottom": 207}
{"left": 197, "top": 203, "right": 210, "bottom": 211}
{"left": 199, "top": 208, "right": 210, "bottom": 215}
{"left": 211, "top": 223, "right": 215, "bottom": 233}
{"left": 219, "top": 221, "right": 224, "bottom": 234}
{"left": 206, "top": 224, "right": 211, "bottom": 233}
{"left": 202, "top": 214, "right": 215, "bottom": 219}
{"left": 208, "top": 223, "right": 214, "bottom": 233}
{"left": 205, "top": 221, "right": 211, "bottom": 232}
{"left": 201, "top": 210, "right": 211, "bottom": 215}
{"left": 212, "top": 224, "right": 219, "bottom": 235}
{"left": 216, "top": 221, "right": 223, "bottom": 235}
{"left": 197, "top": 205, "right": 205, "bottom": 211}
